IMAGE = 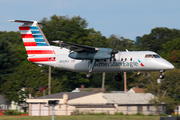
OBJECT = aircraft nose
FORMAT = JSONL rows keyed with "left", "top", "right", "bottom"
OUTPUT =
{"left": 162, "top": 60, "right": 174, "bottom": 70}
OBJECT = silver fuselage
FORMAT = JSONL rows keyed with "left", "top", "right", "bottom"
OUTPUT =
{"left": 29, "top": 46, "right": 174, "bottom": 73}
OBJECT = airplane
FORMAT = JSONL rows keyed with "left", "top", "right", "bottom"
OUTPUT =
{"left": 9, "top": 20, "right": 174, "bottom": 81}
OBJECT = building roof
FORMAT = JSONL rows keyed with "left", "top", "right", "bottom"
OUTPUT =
{"left": 72, "top": 88, "right": 102, "bottom": 92}
{"left": 132, "top": 87, "right": 146, "bottom": 93}
{"left": 34, "top": 92, "right": 100, "bottom": 100}
{"left": 103, "top": 93, "right": 155, "bottom": 104}
{"left": 127, "top": 86, "right": 146, "bottom": 93}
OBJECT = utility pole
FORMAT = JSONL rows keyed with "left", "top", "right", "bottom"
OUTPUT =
{"left": 102, "top": 72, "right": 105, "bottom": 92}
{"left": 124, "top": 72, "right": 126, "bottom": 93}
{"left": 48, "top": 66, "right": 51, "bottom": 95}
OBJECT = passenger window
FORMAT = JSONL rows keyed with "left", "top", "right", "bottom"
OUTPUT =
{"left": 125, "top": 58, "right": 127, "bottom": 61}
{"left": 130, "top": 58, "right": 132, "bottom": 61}
{"left": 121, "top": 58, "right": 123, "bottom": 61}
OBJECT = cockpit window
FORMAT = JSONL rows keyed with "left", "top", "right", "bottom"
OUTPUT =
{"left": 145, "top": 54, "right": 160, "bottom": 58}
{"left": 145, "top": 54, "right": 153, "bottom": 58}
{"left": 153, "top": 54, "right": 161, "bottom": 58}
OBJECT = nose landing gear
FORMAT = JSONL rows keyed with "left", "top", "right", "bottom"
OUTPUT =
{"left": 159, "top": 70, "right": 165, "bottom": 79}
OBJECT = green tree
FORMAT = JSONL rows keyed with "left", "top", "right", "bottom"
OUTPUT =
{"left": 130, "top": 69, "right": 180, "bottom": 114}
{"left": 0, "top": 31, "right": 21, "bottom": 93}
{"left": 139, "top": 27, "right": 180, "bottom": 53}
{"left": 1, "top": 63, "right": 63, "bottom": 103}
{"left": 161, "top": 38, "right": 180, "bottom": 67}
{"left": 108, "top": 35, "right": 136, "bottom": 51}
{"left": 41, "top": 15, "right": 108, "bottom": 47}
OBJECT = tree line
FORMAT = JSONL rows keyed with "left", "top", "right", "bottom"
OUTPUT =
{"left": 0, "top": 14, "right": 180, "bottom": 114}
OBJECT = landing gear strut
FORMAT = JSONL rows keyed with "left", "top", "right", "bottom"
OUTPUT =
{"left": 159, "top": 70, "right": 165, "bottom": 79}
{"left": 115, "top": 73, "right": 122, "bottom": 82}
{"left": 86, "top": 60, "right": 96, "bottom": 79}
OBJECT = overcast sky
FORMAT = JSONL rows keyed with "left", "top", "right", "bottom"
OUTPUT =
{"left": 0, "top": 0, "right": 180, "bottom": 40}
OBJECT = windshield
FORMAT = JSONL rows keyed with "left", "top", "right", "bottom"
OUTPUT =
{"left": 145, "top": 54, "right": 161, "bottom": 58}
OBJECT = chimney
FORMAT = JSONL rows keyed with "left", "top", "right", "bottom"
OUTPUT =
{"left": 81, "top": 84, "right": 84, "bottom": 88}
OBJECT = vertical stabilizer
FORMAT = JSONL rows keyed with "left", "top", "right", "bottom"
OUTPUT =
{"left": 11, "top": 20, "right": 55, "bottom": 56}
{"left": 10, "top": 20, "right": 56, "bottom": 63}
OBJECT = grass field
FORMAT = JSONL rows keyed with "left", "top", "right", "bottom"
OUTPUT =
{"left": 0, "top": 115, "right": 162, "bottom": 120}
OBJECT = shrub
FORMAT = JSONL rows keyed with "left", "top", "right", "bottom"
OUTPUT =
{"left": 3, "top": 110, "right": 22, "bottom": 116}
{"left": 147, "top": 113, "right": 153, "bottom": 116}
{"left": 72, "top": 110, "right": 84, "bottom": 115}
{"left": 159, "top": 113, "right": 168, "bottom": 116}
{"left": 115, "top": 112, "right": 124, "bottom": 115}
{"left": 135, "top": 112, "right": 145, "bottom": 116}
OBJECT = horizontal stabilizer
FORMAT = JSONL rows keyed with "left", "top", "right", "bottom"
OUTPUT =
{"left": 8, "top": 20, "right": 45, "bottom": 25}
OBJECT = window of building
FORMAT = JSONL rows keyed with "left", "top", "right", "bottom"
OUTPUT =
{"left": 147, "top": 106, "right": 150, "bottom": 111}
{"left": 138, "top": 106, "right": 143, "bottom": 113}
{"left": 127, "top": 106, "right": 131, "bottom": 111}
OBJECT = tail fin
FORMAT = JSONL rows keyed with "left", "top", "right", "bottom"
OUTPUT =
{"left": 10, "top": 20, "right": 55, "bottom": 56}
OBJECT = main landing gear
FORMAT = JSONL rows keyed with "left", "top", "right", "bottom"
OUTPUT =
{"left": 159, "top": 70, "right": 165, "bottom": 79}
{"left": 86, "top": 72, "right": 93, "bottom": 78}
{"left": 115, "top": 73, "right": 122, "bottom": 82}
{"left": 86, "top": 60, "right": 96, "bottom": 79}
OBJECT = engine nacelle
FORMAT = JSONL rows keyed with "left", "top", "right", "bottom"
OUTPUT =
{"left": 69, "top": 48, "right": 112, "bottom": 60}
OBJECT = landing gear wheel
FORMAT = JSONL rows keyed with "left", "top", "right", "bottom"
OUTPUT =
{"left": 115, "top": 75, "right": 122, "bottom": 82}
{"left": 159, "top": 74, "right": 164, "bottom": 79}
{"left": 86, "top": 72, "right": 93, "bottom": 78}
{"left": 159, "top": 70, "right": 165, "bottom": 79}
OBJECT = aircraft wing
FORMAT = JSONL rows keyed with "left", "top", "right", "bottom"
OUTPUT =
{"left": 52, "top": 41, "right": 99, "bottom": 52}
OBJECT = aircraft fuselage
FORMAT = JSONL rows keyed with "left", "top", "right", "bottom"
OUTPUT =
{"left": 29, "top": 47, "right": 174, "bottom": 73}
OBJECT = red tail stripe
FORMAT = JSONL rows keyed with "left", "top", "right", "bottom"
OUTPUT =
{"left": 21, "top": 34, "right": 34, "bottom": 38}
{"left": 26, "top": 50, "right": 55, "bottom": 54}
{"left": 28, "top": 57, "right": 56, "bottom": 62}
{"left": 19, "top": 27, "right": 30, "bottom": 30}
{"left": 24, "top": 42, "right": 37, "bottom": 46}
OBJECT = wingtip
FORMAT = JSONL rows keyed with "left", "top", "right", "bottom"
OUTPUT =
{"left": 8, "top": 20, "right": 15, "bottom": 22}
{"left": 52, "top": 40, "right": 60, "bottom": 43}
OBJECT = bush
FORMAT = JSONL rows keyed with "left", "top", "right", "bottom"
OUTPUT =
{"left": 135, "top": 112, "right": 145, "bottom": 116}
{"left": 72, "top": 110, "right": 84, "bottom": 115}
{"left": 115, "top": 112, "right": 124, "bottom": 115}
{"left": 125, "top": 113, "right": 129, "bottom": 116}
{"left": 84, "top": 111, "right": 109, "bottom": 115}
{"left": 147, "top": 113, "right": 153, "bottom": 116}
{"left": 3, "top": 110, "right": 22, "bottom": 116}
{"left": 159, "top": 113, "right": 168, "bottom": 116}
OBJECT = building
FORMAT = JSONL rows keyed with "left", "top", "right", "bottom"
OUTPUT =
{"left": 103, "top": 93, "right": 165, "bottom": 115}
{"left": 0, "top": 95, "right": 11, "bottom": 110}
{"left": 0, "top": 95, "right": 11, "bottom": 115}
{"left": 26, "top": 92, "right": 166, "bottom": 116}
{"left": 127, "top": 86, "right": 146, "bottom": 93}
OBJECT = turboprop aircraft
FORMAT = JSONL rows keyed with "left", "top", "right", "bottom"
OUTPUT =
{"left": 10, "top": 20, "right": 174, "bottom": 81}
